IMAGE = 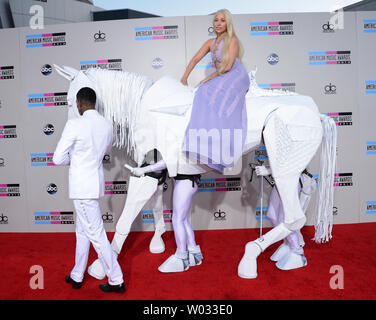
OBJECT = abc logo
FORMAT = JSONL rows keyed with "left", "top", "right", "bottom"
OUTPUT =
{"left": 43, "top": 124, "right": 55, "bottom": 135}
{"left": 46, "top": 183, "right": 58, "bottom": 195}
{"left": 41, "top": 64, "right": 52, "bottom": 76}
{"left": 152, "top": 58, "right": 164, "bottom": 69}
{"left": 267, "top": 53, "right": 279, "bottom": 65}
{"left": 0, "top": 157, "right": 4, "bottom": 167}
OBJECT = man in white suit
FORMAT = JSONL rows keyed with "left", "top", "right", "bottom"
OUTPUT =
{"left": 53, "top": 87, "right": 125, "bottom": 293}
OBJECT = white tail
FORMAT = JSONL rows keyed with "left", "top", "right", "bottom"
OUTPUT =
{"left": 314, "top": 115, "right": 337, "bottom": 243}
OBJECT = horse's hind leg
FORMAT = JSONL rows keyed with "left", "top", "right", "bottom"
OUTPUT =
{"left": 238, "top": 111, "right": 322, "bottom": 278}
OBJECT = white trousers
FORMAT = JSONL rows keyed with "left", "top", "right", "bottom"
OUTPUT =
{"left": 71, "top": 199, "right": 123, "bottom": 285}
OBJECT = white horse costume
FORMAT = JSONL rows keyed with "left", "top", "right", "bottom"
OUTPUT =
{"left": 54, "top": 65, "right": 336, "bottom": 279}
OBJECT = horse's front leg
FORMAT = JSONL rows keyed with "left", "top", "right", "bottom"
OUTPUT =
{"left": 88, "top": 174, "right": 159, "bottom": 280}
{"left": 149, "top": 183, "right": 167, "bottom": 253}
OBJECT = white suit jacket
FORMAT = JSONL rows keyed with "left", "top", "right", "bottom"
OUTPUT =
{"left": 53, "top": 109, "right": 113, "bottom": 199}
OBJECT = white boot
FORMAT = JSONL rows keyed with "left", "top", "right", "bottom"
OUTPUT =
{"left": 88, "top": 259, "right": 106, "bottom": 280}
{"left": 158, "top": 250, "right": 189, "bottom": 273}
{"left": 149, "top": 185, "right": 166, "bottom": 254}
{"left": 238, "top": 241, "right": 262, "bottom": 279}
{"left": 238, "top": 223, "right": 292, "bottom": 279}
{"left": 188, "top": 245, "right": 203, "bottom": 267}
{"left": 87, "top": 232, "right": 125, "bottom": 280}
{"left": 270, "top": 240, "right": 291, "bottom": 262}
{"left": 149, "top": 229, "right": 166, "bottom": 254}
{"left": 276, "top": 247, "right": 307, "bottom": 270}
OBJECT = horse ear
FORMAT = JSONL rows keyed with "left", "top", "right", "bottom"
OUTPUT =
{"left": 53, "top": 64, "right": 75, "bottom": 81}
{"left": 62, "top": 65, "right": 80, "bottom": 79}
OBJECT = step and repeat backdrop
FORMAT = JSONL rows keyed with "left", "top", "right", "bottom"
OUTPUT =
{"left": 0, "top": 11, "right": 375, "bottom": 233}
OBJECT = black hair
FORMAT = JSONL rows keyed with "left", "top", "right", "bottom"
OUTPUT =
{"left": 76, "top": 87, "right": 96, "bottom": 107}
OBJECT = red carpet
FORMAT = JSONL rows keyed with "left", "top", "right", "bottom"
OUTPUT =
{"left": 0, "top": 223, "right": 375, "bottom": 300}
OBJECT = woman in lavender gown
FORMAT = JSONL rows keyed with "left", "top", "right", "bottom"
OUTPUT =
{"left": 181, "top": 9, "right": 250, "bottom": 173}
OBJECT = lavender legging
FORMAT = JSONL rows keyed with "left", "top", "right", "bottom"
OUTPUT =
{"left": 267, "top": 180, "right": 302, "bottom": 250}
{"left": 147, "top": 160, "right": 198, "bottom": 254}
{"left": 172, "top": 179, "right": 198, "bottom": 254}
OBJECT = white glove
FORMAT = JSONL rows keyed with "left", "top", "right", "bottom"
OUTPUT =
{"left": 124, "top": 164, "right": 146, "bottom": 177}
{"left": 255, "top": 165, "right": 272, "bottom": 177}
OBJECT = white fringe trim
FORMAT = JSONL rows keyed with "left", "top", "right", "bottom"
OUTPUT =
{"left": 314, "top": 115, "right": 337, "bottom": 243}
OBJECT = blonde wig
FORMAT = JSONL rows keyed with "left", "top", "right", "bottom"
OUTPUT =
{"left": 213, "top": 9, "right": 244, "bottom": 75}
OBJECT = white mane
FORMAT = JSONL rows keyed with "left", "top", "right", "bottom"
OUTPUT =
{"left": 86, "top": 68, "right": 153, "bottom": 155}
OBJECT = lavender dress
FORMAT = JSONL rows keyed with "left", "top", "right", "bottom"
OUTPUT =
{"left": 182, "top": 38, "right": 250, "bottom": 173}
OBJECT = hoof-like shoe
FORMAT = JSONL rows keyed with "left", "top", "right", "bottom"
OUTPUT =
{"left": 238, "top": 241, "right": 262, "bottom": 279}
{"left": 88, "top": 259, "right": 106, "bottom": 280}
{"left": 158, "top": 252, "right": 189, "bottom": 273}
{"left": 276, "top": 247, "right": 307, "bottom": 271}
{"left": 188, "top": 245, "right": 203, "bottom": 267}
{"left": 270, "top": 241, "right": 291, "bottom": 262}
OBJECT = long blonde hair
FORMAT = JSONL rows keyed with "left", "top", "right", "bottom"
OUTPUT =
{"left": 213, "top": 9, "right": 244, "bottom": 75}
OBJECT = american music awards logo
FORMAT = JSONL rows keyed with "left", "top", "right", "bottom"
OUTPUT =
{"left": 0, "top": 184, "right": 20, "bottom": 197}
{"left": 0, "top": 213, "right": 8, "bottom": 225}
{"left": 324, "top": 83, "right": 337, "bottom": 95}
{"left": 30, "top": 153, "right": 55, "bottom": 166}
{"left": 321, "top": 112, "right": 352, "bottom": 126}
{"left": 363, "top": 19, "right": 376, "bottom": 33}
{"left": 250, "top": 21, "right": 294, "bottom": 36}
{"left": 207, "top": 26, "right": 216, "bottom": 37}
{"left": 28, "top": 92, "right": 68, "bottom": 108}
{"left": 105, "top": 181, "right": 127, "bottom": 195}
{"left": 94, "top": 30, "right": 106, "bottom": 42}
{"left": 312, "top": 173, "right": 352, "bottom": 187}
{"left": 0, "top": 125, "right": 17, "bottom": 139}
{"left": 334, "top": 173, "right": 353, "bottom": 187}
{"left": 258, "top": 82, "right": 296, "bottom": 92}
{"left": 365, "top": 80, "right": 376, "bottom": 94}
{"left": 80, "top": 59, "right": 122, "bottom": 71}
{"left": 322, "top": 21, "right": 336, "bottom": 33}
{"left": 366, "top": 201, "right": 376, "bottom": 214}
{"left": 198, "top": 177, "right": 241, "bottom": 192}
{"left": 34, "top": 211, "right": 74, "bottom": 224}
{"left": 102, "top": 212, "right": 114, "bottom": 224}
{"left": 26, "top": 32, "right": 66, "bottom": 48}
{"left": 142, "top": 209, "right": 172, "bottom": 223}
{"left": 0, "top": 66, "right": 14, "bottom": 80}
{"left": 213, "top": 209, "right": 226, "bottom": 221}
{"left": 366, "top": 141, "right": 376, "bottom": 155}
{"left": 309, "top": 51, "right": 351, "bottom": 65}
{"left": 135, "top": 25, "right": 178, "bottom": 40}
{"left": 103, "top": 154, "right": 111, "bottom": 164}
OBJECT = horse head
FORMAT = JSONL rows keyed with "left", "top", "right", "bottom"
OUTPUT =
{"left": 54, "top": 64, "right": 96, "bottom": 119}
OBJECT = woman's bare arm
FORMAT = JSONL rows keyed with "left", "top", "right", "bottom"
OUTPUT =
{"left": 181, "top": 39, "right": 213, "bottom": 85}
